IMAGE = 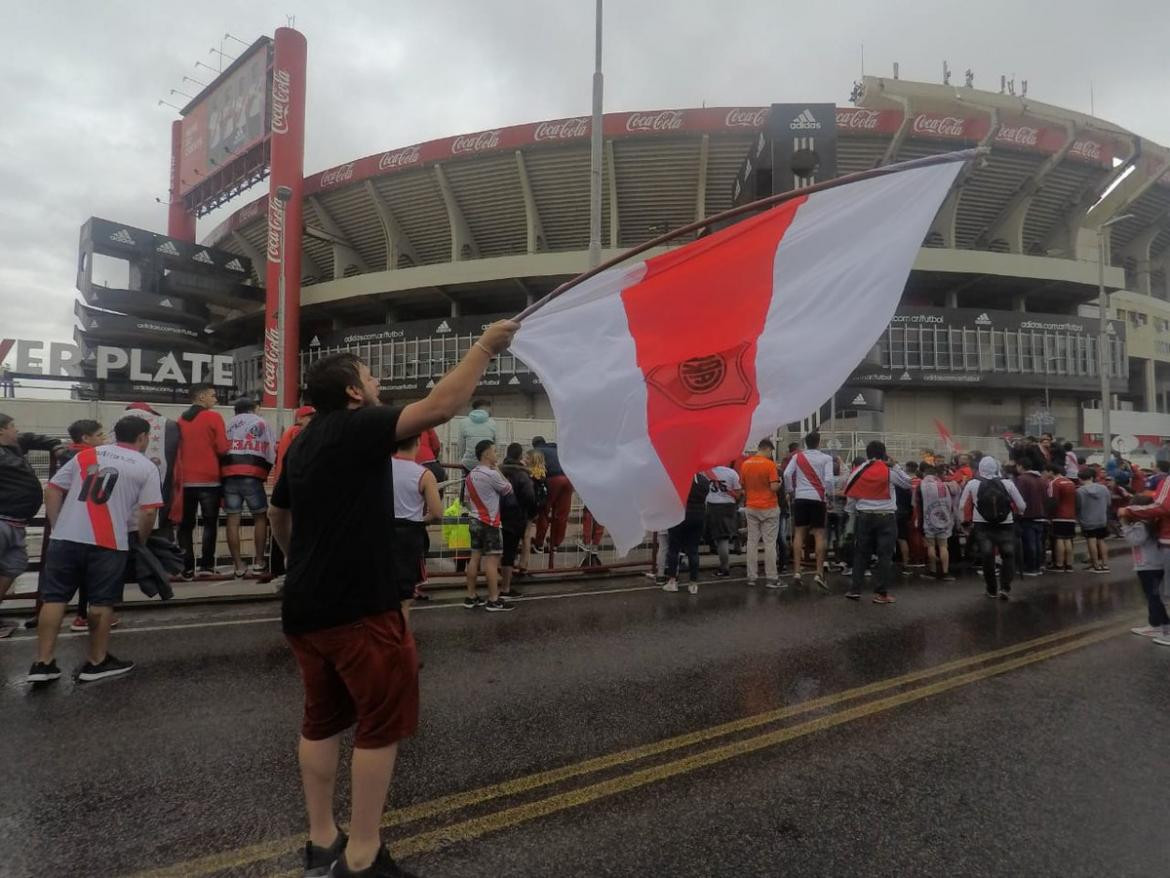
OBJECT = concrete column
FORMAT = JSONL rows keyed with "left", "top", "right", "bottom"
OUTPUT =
{"left": 1145, "top": 358, "right": 1157, "bottom": 412}
{"left": 946, "top": 290, "right": 959, "bottom": 309}
{"left": 1014, "top": 294, "right": 1027, "bottom": 313}
{"left": 449, "top": 299, "right": 461, "bottom": 318}
{"left": 383, "top": 305, "right": 398, "bottom": 324}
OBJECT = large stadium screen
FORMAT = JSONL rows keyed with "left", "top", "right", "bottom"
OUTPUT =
{"left": 178, "top": 37, "right": 272, "bottom": 197}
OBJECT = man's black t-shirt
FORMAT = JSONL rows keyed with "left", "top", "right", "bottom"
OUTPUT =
{"left": 272, "top": 405, "right": 401, "bottom": 634}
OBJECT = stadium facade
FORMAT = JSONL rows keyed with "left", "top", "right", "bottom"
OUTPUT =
{"left": 90, "top": 75, "right": 1170, "bottom": 442}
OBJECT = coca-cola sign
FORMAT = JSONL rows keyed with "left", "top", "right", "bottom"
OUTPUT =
{"left": 626, "top": 110, "right": 685, "bottom": 133}
{"left": 262, "top": 326, "right": 280, "bottom": 398}
{"left": 1070, "top": 139, "right": 1103, "bottom": 162}
{"left": 996, "top": 125, "right": 1040, "bottom": 147}
{"left": 320, "top": 163, "right": 355, "bottom": 188}
{"left": 266, "top": 196, "right": 285, "bottom": 263}
{"left": 912, "top": 114, "right": 967, "bottom": 138}
{"left": 534, "top": 117, "right": 590, "bottom": 140}
{"left": 724, "top": 108, "right": 768, "bottom": 128}
{"left": 270, "top": 67, "right": 292, "bottom": 135}
{"left": 836, "top": 108, "right": 882, "bottom": 130}
{"left": 378, "top": 145, "right": 421, "bottom": 171}
{"left": 451, "top": 130, "right": 501, "bottom": 155}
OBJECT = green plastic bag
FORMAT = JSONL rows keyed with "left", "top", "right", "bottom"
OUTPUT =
{"left": 443, "top": 499, "right": 470, "bottom": 549}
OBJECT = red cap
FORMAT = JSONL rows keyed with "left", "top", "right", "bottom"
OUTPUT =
{"left": 294, "top": 405, "right": 316, "bottom": 419}
{"left": 125, "top": 402, "right": 160, "bottom": 415}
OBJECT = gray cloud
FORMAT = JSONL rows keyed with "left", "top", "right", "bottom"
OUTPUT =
{"left": 2, "top": 0, "right": 1167, "bottom": 345}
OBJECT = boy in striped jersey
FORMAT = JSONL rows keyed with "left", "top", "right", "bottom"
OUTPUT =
{"left": 464, "top": 439, "right": 515, "bottom": 613}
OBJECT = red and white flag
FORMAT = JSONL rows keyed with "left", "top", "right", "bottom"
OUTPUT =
{"left": 510, "top": 161, "right": 962, "bottom": 554}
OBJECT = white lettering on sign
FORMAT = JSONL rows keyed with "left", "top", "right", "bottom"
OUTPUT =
{"left": 1, "top": 338, "right": 234, "bottom": 386}
{"left": 271, "top": 68, "right": 292, "bottom": 135}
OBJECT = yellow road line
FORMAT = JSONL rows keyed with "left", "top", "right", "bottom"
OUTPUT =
{"left": 385, "top": 623, "right": 1127, "bottom": 861}
{"left": 128, "top": 617, "right": 1122, "bottom": 878}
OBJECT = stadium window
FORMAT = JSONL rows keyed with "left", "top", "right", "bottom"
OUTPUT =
{"left": 963, "top": 329, "right": 979, "bottom": 371}
{"left": 905, "top": 327, "right": 921, "bottom": 368}
{"left": 992, "top": 330, "right": 1006, "bottom": 371}
{"left": 888, "top": 327, "right": 905, "bottom": 368}
{"left": 1004, "top": 331, "right": 1018, "bottom": 372}
{"left": 921, "top": 327, "right": 937, "bottom": 369}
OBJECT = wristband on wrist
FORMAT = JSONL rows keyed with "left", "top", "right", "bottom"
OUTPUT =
{"left": 475, "top": 341, "right": 494, "bottom": 356}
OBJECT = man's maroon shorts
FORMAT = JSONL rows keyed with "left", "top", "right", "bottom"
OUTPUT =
{"left": 285, "top": 610, "right": 419, "bottom": 749}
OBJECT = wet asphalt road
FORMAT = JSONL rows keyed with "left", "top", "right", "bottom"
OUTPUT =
{"left": 3, "top": 560, "right": 1168, "bottom": 878}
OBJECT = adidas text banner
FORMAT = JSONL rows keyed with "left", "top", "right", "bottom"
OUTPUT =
{"left": 510, "top": 160, "right": 963, "bottom": 554}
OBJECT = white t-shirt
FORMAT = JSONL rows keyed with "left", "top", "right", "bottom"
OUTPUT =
{"left": 704, "top": 465, "right": 741, "bottom": 505}
{"left": 48, "top": 444, "right": 163, "bottom": 550}
{"left": 784, "top": 449, "right": 836, "bottom": 502}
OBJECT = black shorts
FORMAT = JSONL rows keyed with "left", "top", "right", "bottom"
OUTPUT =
{"left": 896, "top": 514, "right": 912, "bottom": 541}
{"left": 42, "top": 540, "right": 128, "bottom": 607}
{"left": 501, "top": 527, "right": 523, "bottom": 568}
{"left": 792, "top": 499, "right": 827, "bottom": 529}
{"left": 1052, "top": 521, "right": 1076, "bottom": 539}
{"left": 1082, "top": 526, "right": 1108, "bottom": 540}
{"left": 390, "top": 521, "right": 428, "bottom": 600}
{"left": 705, "top": 503, "right": 739, "bottom": 540}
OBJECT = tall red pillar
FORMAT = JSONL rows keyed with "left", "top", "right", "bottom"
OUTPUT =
{"left": 168, "top": 119, "right": 196, "bottom": 241}
{"left": 262, "top": 27, "right": 307, "bottom": 408}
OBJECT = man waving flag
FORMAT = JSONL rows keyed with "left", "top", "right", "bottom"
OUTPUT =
{"left": 510, "top": 157, "right": 965, "bottom": 554}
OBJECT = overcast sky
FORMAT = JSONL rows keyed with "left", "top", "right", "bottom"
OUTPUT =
{"left": 2, "top": 0, "right": 1167, "bottom": 345}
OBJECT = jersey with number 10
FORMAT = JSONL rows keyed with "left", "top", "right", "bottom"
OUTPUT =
{"left": 48, "top": 444, "right": 163, "bottom": 550}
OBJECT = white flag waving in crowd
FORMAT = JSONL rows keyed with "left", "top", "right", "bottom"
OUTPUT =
{"left": 510, "top": 159, "right": 965, "bottom": 554}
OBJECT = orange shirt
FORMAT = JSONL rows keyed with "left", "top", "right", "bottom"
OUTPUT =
{"left": 740, "top": 455, "right": 780, "bottom": 509}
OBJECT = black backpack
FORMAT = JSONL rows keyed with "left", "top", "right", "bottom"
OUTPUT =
{"left": 975, "top": 478, "right": 1012, "bottom": 524}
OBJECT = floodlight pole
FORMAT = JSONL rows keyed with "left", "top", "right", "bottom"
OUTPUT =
{"left": 588, "top": 0, "right": 604, "bottom": 270}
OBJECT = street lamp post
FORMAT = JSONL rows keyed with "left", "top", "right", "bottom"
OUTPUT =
{"left": 275, "top": 185, "right": 294, "bottom": 435}
{"left": 1096, "top": 213, "right": 1134, "bottom": 461}
{"left": 587, "top": 0, "right": 603, "bottom": 270}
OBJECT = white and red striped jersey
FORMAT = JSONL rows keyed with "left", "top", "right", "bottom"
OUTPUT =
{"left": 783, "top": 449, "right": 835, "bottom": 502}
{"left": 465, "top": 464, "right": 512, "bottom": 526}
{"left": 48, "top": 444, "right": 163, "bottom": 550}
{"left": 703, "top": 465, "right": 741, "bottom": 505}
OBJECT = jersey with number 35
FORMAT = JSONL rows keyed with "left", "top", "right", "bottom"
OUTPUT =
{"left": 704, "top": 465, "right": 742, "bottom": 505}
{"left": 48, "top": 445, "right": 163, "bottom": 550}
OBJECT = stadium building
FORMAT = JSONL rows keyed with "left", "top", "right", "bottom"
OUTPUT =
{"left": 83, "top": 75, "right": 1170, "bottom": 445}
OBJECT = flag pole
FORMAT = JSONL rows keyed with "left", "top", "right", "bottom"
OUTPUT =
{"left": 513, "top": 147, "right": 985, "bottom": 324}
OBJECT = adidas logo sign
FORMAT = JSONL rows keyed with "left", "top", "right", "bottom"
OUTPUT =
{"left": 225, "top": 258, "right": 245, "bottom": 272}
{"left": 435, "top": 320, "right": 451, "bottom": 333}
{"left": 899, "top": 371, "right": 912, "bottom": 381}
{"left": 789, "top": 109, "right": 822, "bottom": 131}
{"left": 975, "top": 313, "right": 992, "bottom": 325}
{"left": 110, "top": 228, "right": 136, "bottom": 245}
{"left": 508, "top": 375, "right": 520, "bottom": 386}
{"left": 850, "top": 393, "right": 867, "bottom": 406}
{"left": 425, "top": 379, "right": 436, "bottom": 388}
{"left": 156, "top": 241, "right": 180, "bottom": 256}
{"left": 192, "top": 250, "right": 214, "bottom": 265}
{"left": 159, "top": 298, "right": 173, "bottom": 308}
{"left": 310, "top": 335, "right": 321, "bottom": 347}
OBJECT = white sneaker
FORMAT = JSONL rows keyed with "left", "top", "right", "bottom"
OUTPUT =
{"left": 1153, "top": 635, "right": 1170, "bottom": 647}
{"left": 687, "top": 583, "right": 698, "bottom": 595}
{"left": 662, "top": 579, "right": 679, "bottom": 593}
{"left": 1131, "top": 626, "right": 1160, "bottom": 637}
{"left": 764, "top": 580, "right": 786, "bottom": 590}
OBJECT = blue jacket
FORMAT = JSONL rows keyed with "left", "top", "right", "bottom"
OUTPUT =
{"left": 458, "top": 409, "right": 497, "bottom": 469}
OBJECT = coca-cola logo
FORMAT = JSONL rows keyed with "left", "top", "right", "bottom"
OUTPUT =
{"left": 320, "top": 163, "right": 355, "bottom": 187}
{"left": 724, "top": 108, "right": 768, "bottom": 128}
{"left": 271, "top": 68, "right": 291, "bottom": 135}
{"left": 262, "top": 326, "right": 280, "bottom": 397}
{"left": 912, "top": 114, "right": 966, "bottom": 138}
{"left": 266, "top": 196, "right": 285, "bottom": 263}
{"left": 626, "top": 110, "right": 685, "bottom": 133}
{"left": 451, "top": 130, "right": 501, "bottom": 155}
{"left": 1071, "top": 139, "right": 1103, "bottom": 161}
{"left": 378, "top": 145, "right": 421, "bottom": 171}
{"left": 997, "top": 125, "right": 1040, "bottom": 147}
{"left": 836, "top": 108, "right": 881, "bottom": 130}
{"left": 534, "top": 117, "right": 590, "bottom": 140}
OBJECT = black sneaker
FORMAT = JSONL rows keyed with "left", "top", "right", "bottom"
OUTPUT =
{"left": 484, "top": 599, "right": 515, "bottom": 612}
{"left": 329, "top": 845, "right": 417, "bottom": 877}
{"left": 27, "top": 660, "right": 62, "bottom": 682}
{"left": 305, "top": 831, "right": 347, "bottom": 878}
{"left": 180, "top": 569, "right": 195, "bottom": 582}
{"left": 77, "top": 654, "right": 134, "bottom": 682}
{"left": 844, "top": 591, "right": 861, "bottom": 601}
{"left": 500, "top": 586, "right": 523, "bottom": 597}
{"left": 462, "top": 596, "right": 485, "bottom": 609}
{"left": 714, "top": 569, "right": 731, "bottom": 578}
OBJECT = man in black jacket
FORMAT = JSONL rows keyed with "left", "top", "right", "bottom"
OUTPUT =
{"left": 499, "top": 443, "right": 537, "bottom": 599}
{"left": 0, "top": 413, "right": 62, "bottom": 637}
